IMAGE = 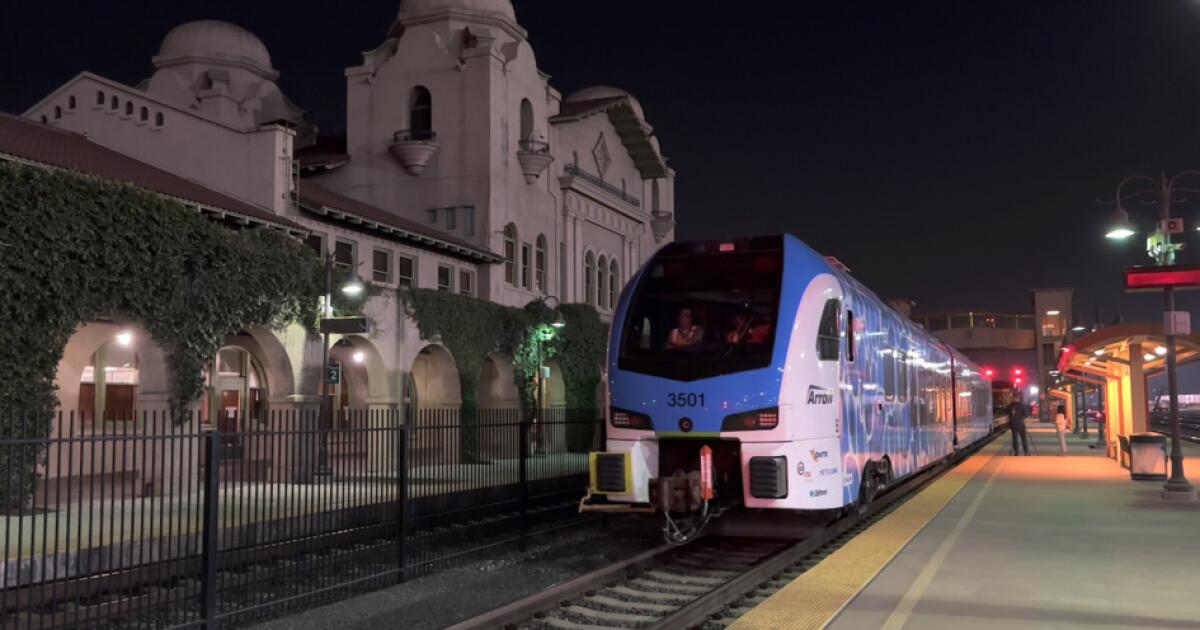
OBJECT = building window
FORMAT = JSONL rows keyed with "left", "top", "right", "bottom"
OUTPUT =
{"left": 584, "top": 252, "right": 595, "bottom": 306}
{"left": 445, "top": 207, "right": 456, "bottom": 230}
{"left": 503, "top": 224, "right": 517, "bottom": 285}
{"left": 597, "top": 256, "right": 609, "bottom": 309}
{"left": 535, "top": 235, "right": 547, "bottom": 294}
{"left": 39, "top": 115, "right": 47, "bottom": 124}
{"left": 139, "top": 107, "right": 148, "bottom": 122}
{"left": 437, "top": 264, "right": 453, "bottom": 292}
{"left": 68, "top": 95, "right": 76, "bottom": 109}
{"left": 304, "top": 232, "right": 326, "bottom": 257}
{"left": 53, "top": 106, "right": 61, "bottom": 120}
{"left": 1041, "top": 312, "right": 1065, "bottom": 337}
{"left": 398, "top": 256, "right": 416, "bottom": 288}
{"left": 463, "top": 206, "right": 475, "bottom": 237}
{"left": 519, "top": 98, "right": 534, "bottom": 141}
{"left": 334, "top": 239, "right": 356, "bottom": 269}
{"left": 155, "top": 112, "right": 164, "bottom": 126}
{"left": 125, "top": 101, "right": 133, "bottom": 116}
{"left": 652, "top": 179, "right": 661, "bottom": 213}
{"left": 96, "top": 91, "right": 105, "bottom": 106}
{"left": 410, "top": 86, "right": 433, "bottom": 140}
{"left": 427, "top": 208, "right": 438, "bottom": 224}
{"left": 373, "top": 249, "right": 393, "bottom": 284}
{"left": 110, "top": 95, "right": 119, "bottom": 111}
{"left": 458, "top": 270, "right": 474, "bottom": 297}
{"left": 521, "top": 243, "right": 532, "bottom": 289}
{"left": 609, "top": 259, "right": 619, "bottom": 309}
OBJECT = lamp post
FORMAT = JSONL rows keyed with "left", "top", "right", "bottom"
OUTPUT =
{"left": 530, "top": 296, "right": 566, "bottom": 454}
{"left": 1105, "top": 172, "right": 1200, "bottom": 501}
{"left": 317, "top": 253, "right": 364, "bottom": 476}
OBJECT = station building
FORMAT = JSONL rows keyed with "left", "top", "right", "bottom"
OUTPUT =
{"left": 10, "top": 1, "right": 676, "bottom": 465}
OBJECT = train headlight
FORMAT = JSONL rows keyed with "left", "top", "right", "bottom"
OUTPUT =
{"left": 721, "top": 407, "right": 780, "bottom": 431}
{"left": 611, "top": 407, "right": 651, "bottom": 430}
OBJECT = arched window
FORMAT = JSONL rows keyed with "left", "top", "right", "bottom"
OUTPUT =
{"left": 139, "top": 107, "right": 148, "bottom": 122}
{"left": 96, "top": 90, "right": 105, "bottom": 106}
{"left": 503, "top": 223, "right": 517, "bottom": 285}
{"left": 409, "top": 86, "right": 432, "bottom": 140}
{"left": 609, "top": 259, "right": 619, "bottom": 309}
{"left": 125, "top": 101, "right": 133, "bottom": 116}
{"left": 584, "top": 252, "right": 595, "bottom": 305}
{"left": 519, "top": 98, "right": 534, "bottom": 142}
{"left": 572, "top": 151, "right": 579, "bottom": 168}
{"left": 40, "top": 115, "right": 47, "bottom": 124}
{"left": 535, "top": 235, "right": 547, "bottom": 293}
{"left": 652, "top": 179, "right": 661, "bottom": 213}
{"left": 53, "top": 106, "right": 61, "bottom": 120}
{"left": 155, "top": 112, "right": 164, "bottom": 126}
{"left": 110, "top": 95, "right": 119, "bottom": 111}
{"left": 68, "top": 95, "right": 76, "bottom": 109}
{"left": 596, "top": 255, "right": 608, "bottom": 309}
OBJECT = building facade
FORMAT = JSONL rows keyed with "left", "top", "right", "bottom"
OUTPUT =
{"left": 17, "top": 1, "right": 676, "bottom": 467}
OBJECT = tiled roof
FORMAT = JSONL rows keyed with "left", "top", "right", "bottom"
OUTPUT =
{"left": 297, "top": 135, "right": 350, "bottom": 171}
{"left": 0, "top": 112, "right": 302, "bottom": 231}
{"left": 298, "top": 181, "right": 502, "bottom": 263}
{"left": 551, "top": 96, "right": 626, "bottom": 120}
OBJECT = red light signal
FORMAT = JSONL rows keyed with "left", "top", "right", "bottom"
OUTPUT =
{"left": 1013, "top": 367, "right": 1023, "bottom": 376}
{"left": 1015, "top": 376, "right": 1024, "bottom": 386}
{"left": 983, "top": 367, "right": 995, "bottom": 378}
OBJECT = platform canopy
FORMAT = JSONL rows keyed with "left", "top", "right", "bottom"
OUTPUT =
{"left": 1053, "top": 324, "right": 1200, "bottom": 462}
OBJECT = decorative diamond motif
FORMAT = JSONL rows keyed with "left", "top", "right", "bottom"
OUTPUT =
{"left": 592, "top": 132, "right": 611, "bottom": 177}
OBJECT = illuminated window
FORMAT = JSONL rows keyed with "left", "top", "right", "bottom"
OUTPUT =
{"left": 1041, "top": 313, "right": 1066, "bottom": 337}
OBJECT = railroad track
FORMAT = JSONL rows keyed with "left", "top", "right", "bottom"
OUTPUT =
{"left": 449, "top": 430, "right": 1001, "bottom": 630}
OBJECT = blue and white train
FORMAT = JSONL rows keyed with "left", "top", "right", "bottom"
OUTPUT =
{"left": 587, "top": 235, "right": 992, "bottom": 532}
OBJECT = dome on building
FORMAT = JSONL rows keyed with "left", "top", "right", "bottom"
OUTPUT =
{"left": 156, "top": 20, "right": 273, "bottom": 74}
{"left": 397, "top": 0, "right": 515, "bottom": 21}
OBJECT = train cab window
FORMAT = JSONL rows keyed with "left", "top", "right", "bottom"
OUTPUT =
{"left": 618, "top": 238, "right": 783, "bottom": 382}
{"left": 846, "top": 310, "right": 855, "bottom": 362}
{"left": 817, "top": 299, "right": 840, "bottom": 361}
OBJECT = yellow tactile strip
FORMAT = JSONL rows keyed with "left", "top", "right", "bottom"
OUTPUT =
{"left": 730, "top": 440, "right": 1004, "bottom": 630}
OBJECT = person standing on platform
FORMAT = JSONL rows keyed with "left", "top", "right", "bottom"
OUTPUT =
{"left": 1008, "top": 397, "right": 1030, "bottom": 455}
{"left": 1054, "top": 404, "right": 1069, "bottom": 455}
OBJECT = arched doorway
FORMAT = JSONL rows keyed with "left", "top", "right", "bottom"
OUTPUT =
{"left": 408, "top": 345, "right": 462, "bottom": 466}
{"left": 408, "top": 344, "right": 461, "bottom": 410}
{"left": 203, "top": 344, "right": 269, "bottom": 460}
{"left": 78, "top": 331, "right": 141, "bottom": 423}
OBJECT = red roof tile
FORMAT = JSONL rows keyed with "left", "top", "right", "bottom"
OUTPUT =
{"left": 0, "top": 112, "right": 302, "bottom": 231}
{"left": 298, "top": 181, "right": 501, "bottom": 263}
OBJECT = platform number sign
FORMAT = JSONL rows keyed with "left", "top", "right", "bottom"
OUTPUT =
{"left": 326, "top": 362, "right": 341, "bottom": 385}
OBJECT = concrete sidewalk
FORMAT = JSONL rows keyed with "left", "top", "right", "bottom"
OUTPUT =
{"left": 827, "top": 428, "right": 1200, "bottom": 629}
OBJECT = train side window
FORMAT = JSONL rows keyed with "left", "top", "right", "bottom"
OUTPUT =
{"left": 897, "top": 350, "right": 908, "bottom": 402}
{"left": 846, "top": 309, "right": 855, "bottom": 362}
{"left": 884, "top": 349, "right": 896, "bottom": 400}
{"left": 817, "top": 299, "right": 840, "bottom": 361}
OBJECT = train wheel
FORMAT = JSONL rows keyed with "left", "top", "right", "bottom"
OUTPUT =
{"left": 855, "top": 463, "right": 879, "bottom": 515}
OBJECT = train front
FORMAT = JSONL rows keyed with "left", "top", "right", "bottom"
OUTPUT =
{"left": 584, "top": 235, "right": 843, "bottom": 541}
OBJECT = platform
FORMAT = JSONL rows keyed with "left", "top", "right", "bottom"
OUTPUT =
{"left": 733, "top": 428, "right": 1200, "bottom": 629}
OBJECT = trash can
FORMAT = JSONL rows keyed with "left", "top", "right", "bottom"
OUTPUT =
{"left": 1128, "top": 432, "right": 1168, "bottom": 481}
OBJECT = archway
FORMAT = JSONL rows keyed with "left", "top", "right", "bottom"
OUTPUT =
{"left": 409, "top": 344, "right": 461, "bottom": 410}
{"left": 408, "top": 344, "right": 462, "bottom": 467}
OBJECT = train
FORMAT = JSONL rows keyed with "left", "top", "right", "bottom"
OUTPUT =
{"left": 584, "top": 235, "right": 993, "bottom": 541}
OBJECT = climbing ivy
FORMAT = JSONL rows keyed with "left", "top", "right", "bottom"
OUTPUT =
{"left": 0, "top": 161, "right": 323, "bottom": 508}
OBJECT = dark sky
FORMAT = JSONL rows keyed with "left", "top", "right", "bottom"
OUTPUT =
{"left": 6, "top": 1, "right": 1200, "bottom": 322}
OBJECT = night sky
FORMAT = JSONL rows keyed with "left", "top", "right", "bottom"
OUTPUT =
{"left": 6, "top": 0, "right": 1200, "bottom": 322}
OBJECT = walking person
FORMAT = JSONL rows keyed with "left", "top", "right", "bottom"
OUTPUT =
{"left": 1054, "top": 404, "right": 1069, "bottom": 455}
{"left": 1008, "top": 396, "right": 1030, "bottom": 455}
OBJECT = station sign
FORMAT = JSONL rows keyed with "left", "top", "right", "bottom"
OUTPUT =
{"left": 319, "top": 316, "right": 370, "bottom": 334}
{"left": 326, "top": 362, "right": 341, "bottom": 385}
{"left": 1124, "top": 265, "right": 1200, "bottom": 292}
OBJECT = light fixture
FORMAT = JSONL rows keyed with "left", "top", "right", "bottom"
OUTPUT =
{"left": 551, "top": 311, "right": 567, "bottom": 329}
{"left": 341, "top": 273, "right": 365, "bottom": 296}
{"left": 1144, "top": 353, "right": 1156, "bottom": 362}
{"left": 1105, "top": 206, "right": 1136, "bottom": 240}
{"left": 352, "top": 351, "right": 365, "bottom": 364}
{"left": 115, "top": 331, "right": 133, "bottom": 347}
{"left": 1156, "top": 346, "right": 1167, "bottom": 356}
{"left": 1029, "top": 385, "right": 1039, "bottom": 395}
{"left": 1046, "top": 310, "right": 1061, "bottom": 316}
{"left": 1094, "top": 348, "right": 1105, "bottom": 356}
{"left": 1071, "top": 321, "right": 1087, "bottom": 332}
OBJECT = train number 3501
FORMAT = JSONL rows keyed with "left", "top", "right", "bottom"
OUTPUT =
{"left": 666, "top": 392, "right": 705, "bottom": 408}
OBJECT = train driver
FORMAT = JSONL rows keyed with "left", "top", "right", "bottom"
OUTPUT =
{"left": 666, "top": 307, "right": 704, "bottom": 349}
{"left": 725, "top": 313, "right": 750, "bottom": 343}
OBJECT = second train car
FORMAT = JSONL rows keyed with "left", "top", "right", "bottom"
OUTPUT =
{"left": 585, "top": 235, "right": 992, "bottom": 540}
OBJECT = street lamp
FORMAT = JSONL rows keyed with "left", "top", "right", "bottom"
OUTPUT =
{"left": 1103, "top": 172, "right": 1200, "bottom": 501}
{"left": 529, "top": 296, "right": 566, "bottom": 454}
{"left": 317, "top": 254, "right": 365, "bottom": 476}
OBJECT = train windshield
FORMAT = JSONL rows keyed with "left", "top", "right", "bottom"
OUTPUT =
{"left": 618, "top": 243, "right": 783, "bottom": 381}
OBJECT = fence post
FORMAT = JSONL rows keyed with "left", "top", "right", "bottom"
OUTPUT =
{"left": 200, "top": 431, "right": 220, "bottom": 627}
{"left": 397, "top": 414, "right": 409, "bottom": 583}
{"left": 518, "top": 416, "right": 530, "bottom": 552}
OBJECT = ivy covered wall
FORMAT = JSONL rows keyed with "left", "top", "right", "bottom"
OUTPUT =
{"left": 0, "top": 162, "right": 322, "bottom": 508}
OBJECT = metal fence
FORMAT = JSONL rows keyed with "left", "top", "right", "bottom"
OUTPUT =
{"left": 0, "top": 407, "right": 602, "bottom": 629}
